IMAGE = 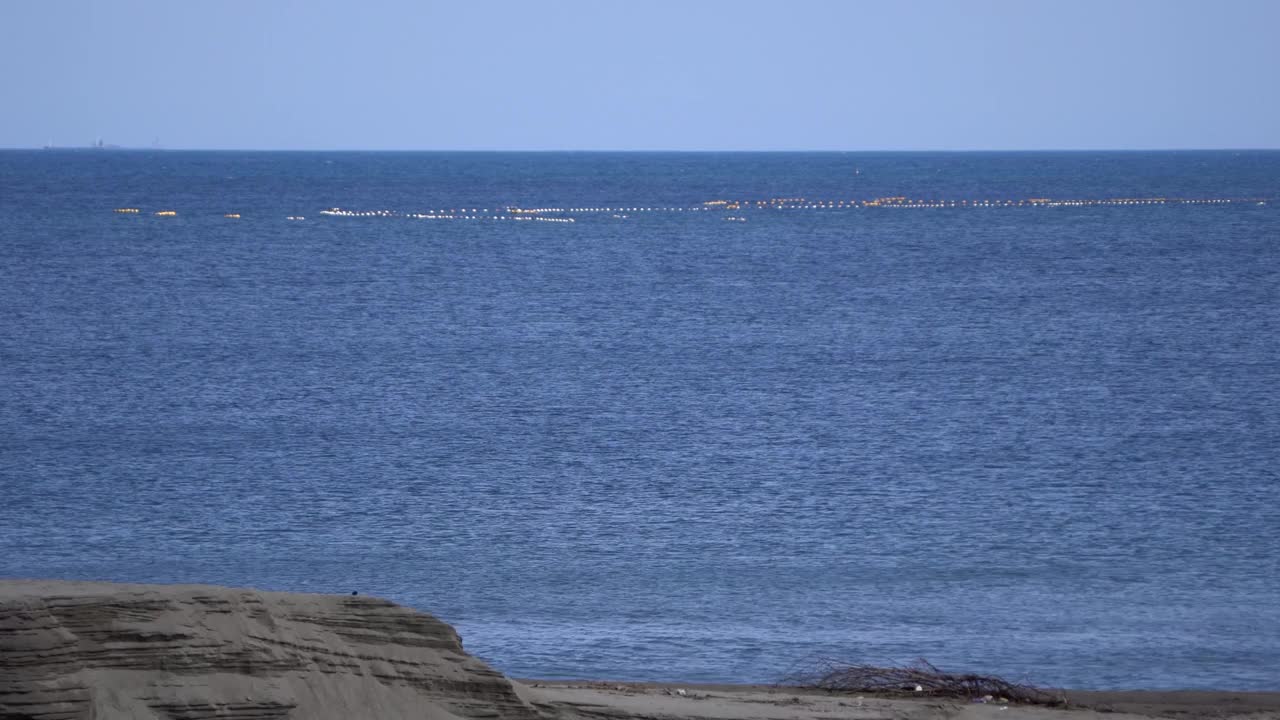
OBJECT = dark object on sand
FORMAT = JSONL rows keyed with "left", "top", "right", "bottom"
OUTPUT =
{"left": 784, "top": 657, "right": 1065, "bottom": 706}
{"left": 352, "top": 591, "right": 359, "bottom": 595}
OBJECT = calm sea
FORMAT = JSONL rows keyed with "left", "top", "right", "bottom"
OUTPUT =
{"left": 1, "top": 151, "right": 1278, "bottom": 690}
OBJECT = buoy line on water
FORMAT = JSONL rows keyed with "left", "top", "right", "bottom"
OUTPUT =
{"left": 109, "top": 195, "right": 1271, "bottom": 224}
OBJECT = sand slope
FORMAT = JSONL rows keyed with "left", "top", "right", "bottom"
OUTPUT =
{"left": 0, "top": 580, "right": 537, "bottom": 720}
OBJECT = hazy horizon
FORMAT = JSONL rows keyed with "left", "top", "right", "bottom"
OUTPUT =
{"left": 10, "top": 146, "right": 1280, "bottom": 153}
{"left": 3, "top": 0, "right": 1278, "bottom": 152}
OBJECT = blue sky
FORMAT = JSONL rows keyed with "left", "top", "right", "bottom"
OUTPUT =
{"left": 2, "top": 0, "right": 1277, "bottom": 150}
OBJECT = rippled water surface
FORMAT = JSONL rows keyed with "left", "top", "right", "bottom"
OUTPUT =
{"left": 2, "top": 151, "right": 1278, "bottom": 689}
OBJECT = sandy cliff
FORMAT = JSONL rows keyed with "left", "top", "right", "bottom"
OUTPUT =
{"left": 0, "top": 580, "right": 537, "bottom": 720}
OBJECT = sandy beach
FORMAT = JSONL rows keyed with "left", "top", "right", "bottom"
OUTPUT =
{"left": 519, "top": 680, "right": 1280, "bottom": 720}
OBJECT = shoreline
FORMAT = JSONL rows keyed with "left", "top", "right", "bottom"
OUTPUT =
{"left": 4, "top": 580, "right": 1277, "bottom": 720}
{"left": 517, "top": 680, "right": 1280, "bottom": 719}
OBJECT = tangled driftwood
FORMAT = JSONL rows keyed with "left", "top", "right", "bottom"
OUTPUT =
{"left": 783, "top": 657, "right": 1065, "bottom": 706}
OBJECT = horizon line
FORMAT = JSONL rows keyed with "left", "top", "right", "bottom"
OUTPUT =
{"left": 7, "top": 146, "right": 1280, "bottom": 153}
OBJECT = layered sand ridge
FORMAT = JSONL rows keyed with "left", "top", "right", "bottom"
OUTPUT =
{"left": 3, "top": 580, "right": 1278, "bottom": 720}
{"left": 0, "top": 580, "right": 536, "bottom": 720}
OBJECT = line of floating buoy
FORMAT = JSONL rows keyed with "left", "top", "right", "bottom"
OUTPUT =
{"left": 707, "top": 195, "right": 1270, "bottom": 210}
{"left": 107, "top": 195, "right": 1269, "bottom": 224}
{"left": 319, "top": 208, "right": 396, "bottom": 217}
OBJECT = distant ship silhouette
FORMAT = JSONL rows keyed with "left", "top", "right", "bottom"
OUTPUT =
{"left": 43, "top": 138, "right": 124, "bottom": 150}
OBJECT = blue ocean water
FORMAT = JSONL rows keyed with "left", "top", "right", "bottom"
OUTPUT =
{"left": 1, "top": 150, "right": 1278, "bottom": 690}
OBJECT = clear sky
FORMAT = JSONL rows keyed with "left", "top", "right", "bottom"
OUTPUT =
{"left": 3, "top": 0, "right": 1278, "bottom": 151}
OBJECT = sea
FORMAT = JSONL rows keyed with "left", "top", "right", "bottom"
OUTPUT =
{"left": 1, "top": 150, "right": 1278, "bottom": 691}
